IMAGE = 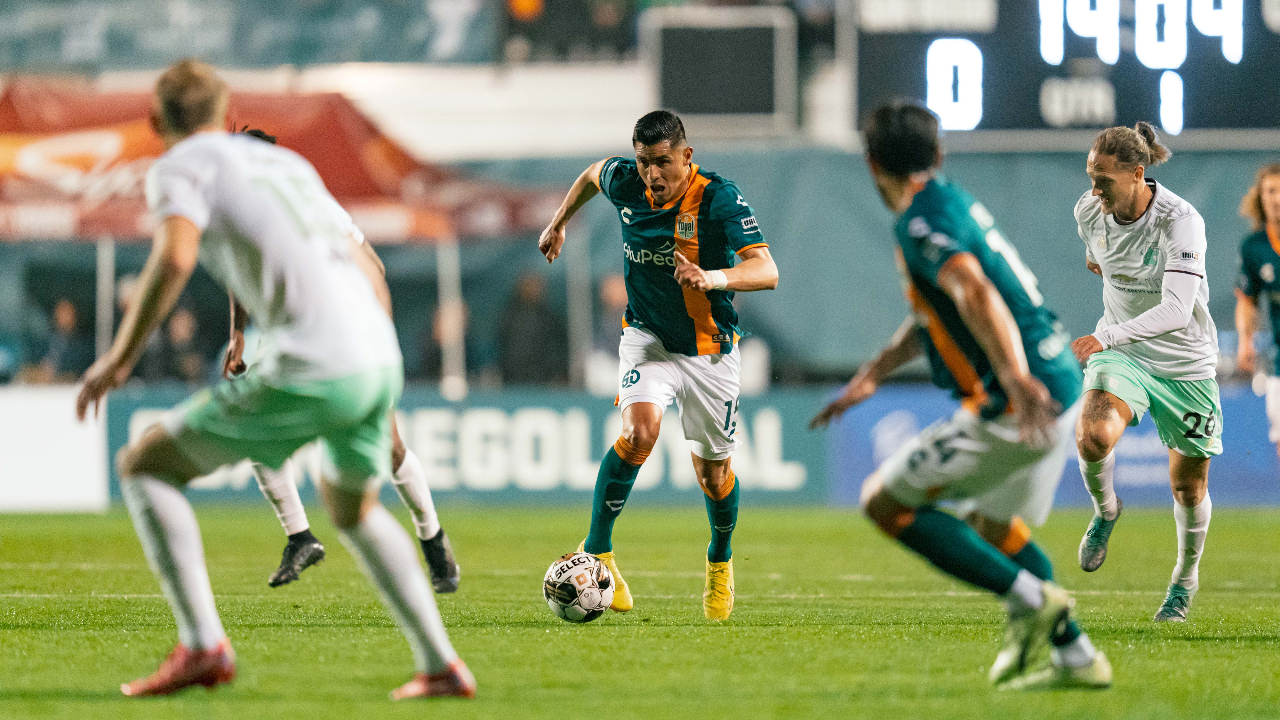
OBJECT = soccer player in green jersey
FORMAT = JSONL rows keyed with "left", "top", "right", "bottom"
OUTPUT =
{"left": 812, "top": 101, "right": 1109, "bottom": 690}
{"left": 538, "top": 110, "right": 779, "bottom": 620}
{"left": 75, "top": 60, "right": 471, "bottom": 700}
{"left": 1071, "top": 124, "right": 1219, "bottom": 623}
{"left": 1234, "top": 163, "right": 1280, "bottom": 458}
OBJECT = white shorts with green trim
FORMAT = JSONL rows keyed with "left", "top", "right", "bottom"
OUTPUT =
{"left": 617, "top": 326, "right": 740, "bottom": 461}
{"left": 876, "top": 400, "right": 1082, "bottom": 526}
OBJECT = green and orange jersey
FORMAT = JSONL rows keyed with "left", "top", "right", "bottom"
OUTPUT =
{"left": 1236, "top": 225, "right": 1280, "bottom": 374}
{"left": 596, "top": 156, "right": 768, "bottom": 356}
{"left": 895, "top": 177, "right": 1081, "bottom": 418}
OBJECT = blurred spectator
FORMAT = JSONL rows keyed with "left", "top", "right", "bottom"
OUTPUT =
{"left": 118, "top": 274, "right": 168, "bottom": 382}
{"left": 163, "top": 307, "right": 206, "bottom": 384}
{"left": 419, "top": 299, "right": 481, "bottom": 381}
{"left": 498, "top": 273, "right": 568, "bottom": 385}
{"left": 587, "top": 273, "right": 629, "bottom": 396}
{"left": 21, "top": 298, "right": 94, "bottom": 383}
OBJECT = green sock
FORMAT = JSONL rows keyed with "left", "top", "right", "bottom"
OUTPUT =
{"left": 584, "top": 448, "right": 641, "bottom": 554}
{"left": 894, "top": 508, "right": 1021, "bottom": 595}
{"left": 705, "top": 480, "right": 739, "bottom": 563}
{"left": 1009, "top": 541, "right": 1082, "bottom": 646}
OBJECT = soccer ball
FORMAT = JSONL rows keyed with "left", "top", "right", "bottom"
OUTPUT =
{"left": 543, "top": 552, "right": 614, "bottom": 623}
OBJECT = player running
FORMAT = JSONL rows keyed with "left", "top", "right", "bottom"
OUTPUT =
{"left": 222, "top": 128, "right": 459, "bottom": 593}
{"left": 538, "top": 110, "right": 778, "bottom": 620}
{"left": 811, "top": 101, "right": 1109, "bottom": 690}
{"left": 75, "top": 60, "right": 473, "bottom": 699}
{"left": 1071, "top": 123, "right": 1219, "bottom": 623}
{"left": 1234, "top": 163, "right": 1280, "bottom": 458}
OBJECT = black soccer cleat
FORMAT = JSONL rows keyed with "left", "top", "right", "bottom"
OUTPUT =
{"left": 421, "top": 528, "right": 460, "bottom": 594}
{"left": 268, "top": 532, "right": 326, "bottom": 588}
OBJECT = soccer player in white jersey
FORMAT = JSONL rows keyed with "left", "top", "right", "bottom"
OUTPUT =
{"left": 1071, "top": 122, "right": 1220, "bottom": 622}
{"left": 75, "top": 60, "right": 473, "bottom": 699}
{"left": 222, "top": 127, "right": 459, "bottom": 593}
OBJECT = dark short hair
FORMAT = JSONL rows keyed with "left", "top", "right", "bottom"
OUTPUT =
{"left": 632, "top": 110, "right": 686, "bottom": 147}
{"left": 862, "top": 101, "right": 940, "bottom": 176}
{"left": 237, "top": 126, "right": 277, "bottom": 144}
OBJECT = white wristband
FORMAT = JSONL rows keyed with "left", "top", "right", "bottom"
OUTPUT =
{"left": 708, "top": 270, "right": 729, "bottom": 290}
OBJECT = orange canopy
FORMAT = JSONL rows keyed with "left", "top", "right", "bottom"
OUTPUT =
{"left": 0, "top": 80, "right": 558, "bottom": 243}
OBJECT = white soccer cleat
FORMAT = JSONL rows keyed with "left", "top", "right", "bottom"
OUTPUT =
{"left": 999, "top": 651, "right": 1113, "bottom": 691}
{"left": 989, "top": 582, "right": 1073, "bottom": 686}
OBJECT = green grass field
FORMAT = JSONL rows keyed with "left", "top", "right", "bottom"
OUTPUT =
{"left": 3, "top": 505, "right": 1280, "bottom": 720}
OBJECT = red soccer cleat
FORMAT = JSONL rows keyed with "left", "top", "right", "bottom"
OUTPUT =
{"left": 390, "top": 659, "right": 476, "bottom": 700}
{"left": 120, "top": 639, "right": 236, "bottom": 697}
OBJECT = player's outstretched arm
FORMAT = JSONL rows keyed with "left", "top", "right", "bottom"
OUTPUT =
{"left": 673, "top": 247, "right": 778, "bottom": 293}
{"left": 539, "top": 159, "right": 608, "bottom": 263}
{"left": 1235, "top": 288, "right": 1260, "bottom": 375}
{"left": 810, "top": 317, "right": 921, "bottom": 429}
{"left": 77, "top": 216, "right": 201, "bottom": 419}
{"left": 937, "top": 252, "right": 1057, "bottom": 447}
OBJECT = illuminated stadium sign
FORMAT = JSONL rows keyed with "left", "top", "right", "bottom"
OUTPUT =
{"left": 857, "top": 0, "right": 1280, "bottom": 134}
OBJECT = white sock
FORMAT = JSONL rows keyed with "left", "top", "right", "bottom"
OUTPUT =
{"left": 1079, "top": 452, "right": 1119, "bottom": 521}
{"left": 391, "top": 449, "right": 442, "bottom": 540}
{"left": 1051, "top": 633, "right": 1097, "bottom": 668}
{"left": 1171, "top": 494, "right": 1211, "bottom": 593}
{"left": 1003, "top": 569, "right": 1045, "bottom": 613}
{"left": 253, "top": 460, "right": 310, "bottom": 536}
{"left": 121, "top": 475, "right": 226, "bottom": 650}
{"left": 339, "top": 504, "right": 457, "bottom": 674}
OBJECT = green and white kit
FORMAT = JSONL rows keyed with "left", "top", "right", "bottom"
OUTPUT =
{"left": 1075, "top": 180, "right": 1222, "bottom": 457}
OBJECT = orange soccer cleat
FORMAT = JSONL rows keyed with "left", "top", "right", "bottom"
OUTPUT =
{"left": 390, "top": 659, "right": 477, "bottom": 700}
{"left": 120, "top": 639, "right": 236, "bottom": 697}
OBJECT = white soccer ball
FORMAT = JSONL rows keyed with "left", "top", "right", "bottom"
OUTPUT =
{"left": 543, "top": 552, "right": 614, "bottom": 623}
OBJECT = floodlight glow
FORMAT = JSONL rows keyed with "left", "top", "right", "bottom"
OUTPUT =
{"left": 926, "top": 39, "right": 984, "bottom": 131}
{"left": 1040, "top": 0, "right": 1064, "bottom": 65}
{"left": 1192, "top": 0, "right": 1243, "bottom": 63}
{"left": 1066, "top": 0, "right": 1119, "bottom": 64}
{"left": 1135, "top": 0, "right": 1188, "bottom": 69}
{"left": 1160, "top": 70, "right": 1184, "bottom": 135}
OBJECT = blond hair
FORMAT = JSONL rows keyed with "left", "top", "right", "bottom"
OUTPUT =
{"left": 1091, "top": 121, "right": 1171, "bottom": 170}
{"left": 1240, "top": 163, "right": 1280, "bottom": 231}
{"left": 154, "top": 59, "right": 228, "bottom": 136}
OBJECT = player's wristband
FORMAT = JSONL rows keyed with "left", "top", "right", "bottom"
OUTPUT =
{"left": 708, "top": 270, "right": 729, "bottom": 290}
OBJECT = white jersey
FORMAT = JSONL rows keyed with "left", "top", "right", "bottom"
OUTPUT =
{"left": 1075, "top": 180, "right": 1218, "bottom": 380}
{"left": 145, "top": 132, "right": 400, "bottom": 383}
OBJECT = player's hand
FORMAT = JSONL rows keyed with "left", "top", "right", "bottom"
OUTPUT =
{"left": 1004, "top": 374, "right": 1060, "bottom": 449}
{"left": 810, "top": 374, "right": 877, "bottom": 430}
{"left": 223, "top": 329, "right": 246, "bottom": 379}
{"left": 1086, "top": 259, "right": 1102, "bottom": 276}
{"left": 538, "top": 223, "right": 566, "bottom": 263}
{"left": 1237, "top": 342, "right": 1256, "bottom": 376}
{"left": 673, "top": 250, "right": 713, "bottom": 291}
{"left": 1071, "top": 334, "right": 1104, "bottom": 364}
{"left": 75, "top": 354, "right": 130, "bottom": 421}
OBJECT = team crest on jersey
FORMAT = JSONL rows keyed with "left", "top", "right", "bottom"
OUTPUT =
{"left": 676, "top": 212, "right": 697, "bottom": 240}
{"left": 907, "top": 217, "right": 930, "bottom": 238}
{"left": 1263, "top": 263, "right": 1275, "bottom": 283}
{"left": 1142, "top": 246, "right": 1159, "bottom": 266}
{"left": 1096, "top": 234, "right": 1107, "bottom": 250}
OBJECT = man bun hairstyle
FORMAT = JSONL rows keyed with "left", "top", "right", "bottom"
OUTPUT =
{"left": 632, "top": 110, "right": 686, "bottom": 147}
{"left": 237, "top": 125, "right": 277, "bottom": 145}
{"left": 862, "top": 101, "right": 940, "bottom": 176}
{"left": 1240, "top": 162, "right": 1280, "bottom": 231}
{"left": 1092, "top": 121, "right": 1172, "bottom": 169}
{"left": 154, "top": 58, "right": 229, "bottom": 136}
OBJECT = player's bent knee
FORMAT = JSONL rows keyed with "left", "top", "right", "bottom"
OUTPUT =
{"left": 967, "top": 513, "right": 1031, "bottom": 555}
{"left": 1076, "top": 426, "right": 1119, "bottom": 462}
{"left": 697, "top": 462, "right": 735, "bottom": 501}
{"left": 862, "top": 487, "right": 917, "bottom": 538}
{"left": 117, "top": 426, "right": 193, "bottom": 486}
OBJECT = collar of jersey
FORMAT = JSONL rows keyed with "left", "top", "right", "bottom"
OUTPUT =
{"left": 645, "top": 164, "right": 700, "bottom": 210}
{"left": 1111, "top": 178, "right": 1158, "bottom": 228}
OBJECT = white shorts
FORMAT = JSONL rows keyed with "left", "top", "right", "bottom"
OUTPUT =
{"left": 617, "top": 326, "right": 741, "bottom": 461}
{"left": 1266, "top": 377, "right": 1280, "bottom": 443}
{"left": 875, "top": 400, "right": 1082, "bottom": 526}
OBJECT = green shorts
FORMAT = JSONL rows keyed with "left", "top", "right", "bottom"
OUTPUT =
{"left": 159, "top": 365, "right": 402, "bottom": 492}
{"left": 1083, "top": 350, "right": 1222, "bottom": 458}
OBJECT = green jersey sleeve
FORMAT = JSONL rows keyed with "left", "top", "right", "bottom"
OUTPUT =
{"left": 1237, "top": 236, "right": 1262, "bottom": 298}
{"left": 597, "top": 156, "right": 630, "bottom": 205}
{"left": 709, "top": 180, "right": 766, "bottom": 252}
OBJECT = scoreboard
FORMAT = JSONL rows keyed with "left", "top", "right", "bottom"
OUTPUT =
{"left": 856, "top": 0, "right": 1280, "bottom": 134}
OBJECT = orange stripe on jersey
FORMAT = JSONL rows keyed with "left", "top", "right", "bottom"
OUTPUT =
{"left": 673, "top": 168, "right": 721, "bottom": 355}
{"left": 906, "top": 283, "right": 989, "bottom": 407}
{"left": 736, "top": 242, "right": 769, "bottom": 255}
{"left": 1268, "top": 225, "right": 1280, "bottom": 256}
